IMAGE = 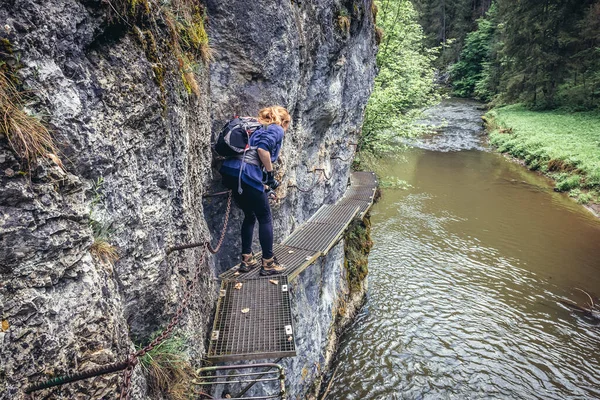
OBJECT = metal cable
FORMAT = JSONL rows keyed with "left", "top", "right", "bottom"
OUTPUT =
{"left": 313, "top": 168, "right": 333, "bottom": 181}
{"left": 287, "top": 172, "right": 318, "bottom": 193}
{"left": 330, "top": 142, "right": 358, "bottom": 162}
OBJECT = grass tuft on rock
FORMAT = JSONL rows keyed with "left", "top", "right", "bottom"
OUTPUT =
{"left": 0, "top": 70, "right": 58, "bottom": 166}
{"left": 337, "top": 8, "right": 351, "bottom": 36}
{"left": 371, "top": 1, "right": 378, "bottom": 22}
{"left": 138, "top": 335, "right": 199, "bottom": 400}
{"left": 375, "top": 26, "right": 384, "bottom": 45}
{"left": 90, "top": 239, "right": 119, "bottom": 265}
{"left": 89, "top": 218, "right": 119, "bottom": 265}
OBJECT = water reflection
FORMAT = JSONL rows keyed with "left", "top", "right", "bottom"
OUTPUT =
{"left": 327, "top": 100, "right": 600, "bottom": 400}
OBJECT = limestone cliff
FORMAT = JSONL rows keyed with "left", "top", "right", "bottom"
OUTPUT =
{"left": 0, "top": 0, "right": 377, "bottom": 398}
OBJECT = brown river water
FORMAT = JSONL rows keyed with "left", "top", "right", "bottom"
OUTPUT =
{"left": 326, "top": 99, "right": 600, "bottom": 399}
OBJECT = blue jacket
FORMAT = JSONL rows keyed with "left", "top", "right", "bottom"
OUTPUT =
{"left": 221, "top": 124, "right": 284, "bottom": 192}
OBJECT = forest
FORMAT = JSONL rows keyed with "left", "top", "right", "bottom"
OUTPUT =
{"left": 368, "top": 0, "right": 599, "bottom": 112}
{"left": 364, "top": 0, "right": 599, "bottom": 203}
{"left": 445, "top": 0, "right": 600, "bottom": 110}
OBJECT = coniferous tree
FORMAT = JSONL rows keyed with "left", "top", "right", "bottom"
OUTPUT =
{"left": 447, "top": 0, "right": 599, "bottom": 109}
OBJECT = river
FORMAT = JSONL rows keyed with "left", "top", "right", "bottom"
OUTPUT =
{"left": 326, "top": 99, "right": 600, "bottom": 399}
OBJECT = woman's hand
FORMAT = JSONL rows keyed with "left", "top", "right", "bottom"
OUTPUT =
{"left": 264, "top": 170, "right": 280, "bottom": 190}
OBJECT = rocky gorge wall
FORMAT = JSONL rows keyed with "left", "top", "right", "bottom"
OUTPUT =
{"left": 0, "top": 0, "right": 377, "bottom": 398}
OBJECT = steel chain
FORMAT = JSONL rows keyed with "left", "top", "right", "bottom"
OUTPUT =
{"left": 119, "top": 192, "right": 233, "bottom": 399}
{"left": 207, "top": 190, "right": 232, "bottom": 254}
{"left": 120, "top": 247, "right": 208, "bottom": 399}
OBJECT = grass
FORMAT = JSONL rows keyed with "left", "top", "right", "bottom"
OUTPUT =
{"left": 375, "top": 26, "right": 384, "bottom": 45}
{"left": 89, "top": 220, "right": 119, "bottom": 265}
{"left": 88, "top": 177, "right": 119, "bottom": 265}
{"left": 138, "top": 335, "right": 202, "bottom": 400}
{"left": 486, "top": 105, "right": 600, "bottom": 203}
{"left": 337, "top": 8, "right": 351, "bottom": 36}
{"left": 371, "top": 1, "right": 378, "bottom": 22}
{"left": 0, "top": 70, "right": 58, "bottom": 166}
{"left": 90, "top": 239, "right": 119, "bottom": 265}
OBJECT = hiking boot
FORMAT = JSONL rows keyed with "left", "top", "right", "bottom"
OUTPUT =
{"left": 239, "top": 253, "right": 258, "bottom": 273}
{"left": 260, "top": 256, "right": 286, "bottom": 276}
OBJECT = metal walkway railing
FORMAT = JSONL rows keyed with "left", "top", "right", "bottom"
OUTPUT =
{"left": 209, "top": 172, "right": 377, "bottom": 362}
{"left": 195, "top": 363, "right": 286, "bottom": 399}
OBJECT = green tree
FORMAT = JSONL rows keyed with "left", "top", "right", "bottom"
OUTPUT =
{"left": 556, "top": 2, "right": 600, "bottom": 109}
{"left": 450, "top": 3, "right": 497, "bottom": 98}
{"left": 496, "top": 0, "right": 597, "bottom": 108}
{"left": 445, "top": 0, "right": 599, "bottom": 109}
{"left": 414, "top": 0, "right": 493, "bottom": 66}
{"left": 361, "top": 0, "right": 440, "bottom": 152}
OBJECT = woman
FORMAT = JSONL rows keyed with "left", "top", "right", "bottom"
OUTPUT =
{"left": 220, "top": 106, "right": 290, "bottom": 276}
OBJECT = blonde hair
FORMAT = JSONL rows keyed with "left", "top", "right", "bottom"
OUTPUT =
{"left": 258, "top": 106, "right": 291, "bottom": 128}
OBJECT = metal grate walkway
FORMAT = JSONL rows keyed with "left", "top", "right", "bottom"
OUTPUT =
{"left": 208, "top": 172, "right": 377, "bottom": 362}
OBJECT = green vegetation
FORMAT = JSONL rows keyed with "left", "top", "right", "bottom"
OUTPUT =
{"left": 138, "top": 335, "right": 200, "bottom": 400}
{"left": 361, "top": 0, "right": 441, "bottom": 153}
{"left": 344, "top": 219, "right": 374, "bottom": 292}
{"left": 414, "top": 0, "right": 492, "bottom": 66}
{"left": 487, "top": 105, "right": 600, "bottom": 203}
{"left": 446, "top": 0, "right": 600, "bottom": 110}
{"left": 0, "top": 68, "right": 58, "bottom": 167}
{"left": 107, "top": 0, "right": 211, "bottom": 97}
{"left": 449, "top": 3, "right": 497, "bottom": 101}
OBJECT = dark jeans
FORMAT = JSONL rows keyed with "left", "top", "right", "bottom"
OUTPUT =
{"left": 222, "top": 174, "right": 274, "bottom": 259}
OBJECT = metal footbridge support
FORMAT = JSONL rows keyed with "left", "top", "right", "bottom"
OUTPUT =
{"left": 208, "top": 172, "right": 378, "bottom": 363}
{"left": 195, "top": 363, "right": 286, "bottom": 399}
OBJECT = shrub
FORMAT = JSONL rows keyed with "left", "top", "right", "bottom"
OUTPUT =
{"left": 555, "top": 175, "right": 581, "bottom": 192}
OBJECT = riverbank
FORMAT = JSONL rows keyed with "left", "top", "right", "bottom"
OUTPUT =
{"left": 484, "top": 105, "right": 600, "bottom": 216}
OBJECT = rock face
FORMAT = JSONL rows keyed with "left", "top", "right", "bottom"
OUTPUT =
{"left": 0, "top": 0, "right": 377, "bottom": 398}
